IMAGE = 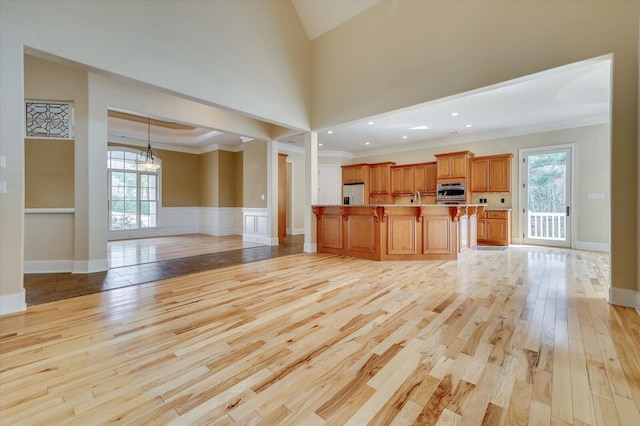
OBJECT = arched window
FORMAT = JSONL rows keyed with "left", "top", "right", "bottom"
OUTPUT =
{"left": 107, "top": 148, "right": 160, "bottom": 231}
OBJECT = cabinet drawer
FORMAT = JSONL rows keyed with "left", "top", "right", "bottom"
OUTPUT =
{"left": 486, "top": 211, "right": 508, "bottom": 219}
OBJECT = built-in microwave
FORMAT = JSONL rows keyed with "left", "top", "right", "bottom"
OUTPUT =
{"left": 436, "top": 182, "right": 466, "bottom": 204}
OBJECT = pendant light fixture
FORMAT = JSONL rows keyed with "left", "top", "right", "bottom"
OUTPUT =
{"left": 137, "top": 117, "right": 162, "bottom": 170}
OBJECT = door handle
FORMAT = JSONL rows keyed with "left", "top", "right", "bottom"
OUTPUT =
{"left": 566, "top": 206, "right": 570, "bottom": 217}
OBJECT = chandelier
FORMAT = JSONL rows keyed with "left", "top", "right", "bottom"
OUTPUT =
{"left": 137, "top": 117, "right": 162, "bottom": 170}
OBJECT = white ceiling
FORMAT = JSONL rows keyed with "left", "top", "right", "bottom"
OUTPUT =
{"left": 107, "top": 3, "right": 611, "bottom": 157}
{"left": 108, "top": 113, "right": 250, "bottom": 154}
{"left": 284, "top": 57, "right": 611, "bottom": 156}
{"left": 291, "top": 0, "right": 381, "bottom": 40}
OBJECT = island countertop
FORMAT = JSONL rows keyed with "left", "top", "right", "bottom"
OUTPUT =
{"left": 312, "top": 203, "right": 488, "bottom": 208}
{"left": 312, "top": 204, "right": 481, "bottom": 261}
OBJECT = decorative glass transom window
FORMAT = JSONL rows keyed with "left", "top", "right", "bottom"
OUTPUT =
{"left": 107, "top": 149, "right": 160, "bottom": 231}
{"left": 25, "top": 100, "right": 74, "bottom": 139}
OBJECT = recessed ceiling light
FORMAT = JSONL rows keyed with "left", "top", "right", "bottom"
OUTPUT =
{"left": 410, "top": 125, "right": 430, "bottom": 130}
{"left": 327, "top": 130, "right": 333, "bottom": 134}
{"left": 368, "top": 121, "right": 374, "bottom": 125}
{"left": 466, "top": 124, "right": 472, "bottom": 128}
{"left": 365, "top": 142, "right": 370, "bottom": 145}
{"left": 451, "top": 112, "right": 459, "bottom": 117}
{"left": 402, "top": 136, "right": 408, "bottom": 139}
{"left": 318, "top": 143, "right": 323, "bottom": 146}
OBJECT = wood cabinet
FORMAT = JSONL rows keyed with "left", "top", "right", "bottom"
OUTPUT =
{"left": 477, "top": 210, "right": 511, "bottom": 246}
{"left": 369, "top": 162, "right": 395, "bottom": 195}
{"left": 470, "top": 154, "right": 512, "bottom": 192}
{"left": 391, "top": 166, "right": 415, "bottom": 195}
{"left": 414, "top": 162, "right": 437, "bottom": 195}
{"left": 342, "top": 164, "right": 369, "bottom": 184}
{"left": 369, "top": 195, "right": 392, "bottom": 204}
{"left": 435, "top": 151, "right": 473, "bottom": 181}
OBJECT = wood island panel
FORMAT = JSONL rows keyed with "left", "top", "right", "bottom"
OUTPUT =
{"left": 387, "top": 216, "right": 417, "bottom": 255}
{"left": 320, "top": 214, "right": 343, "bottom": 249}
{"left": 347, "top": 213, "right": 378, "bottom": 257}
{"left": 423, "top": 214, "right": 454, "bottom": 255}
{"left": 313, "top": 205, "right": 482, "bottom": 261}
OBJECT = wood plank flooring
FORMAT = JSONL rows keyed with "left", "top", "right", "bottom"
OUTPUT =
{"left": 108, "top": 234, "right": 265, "bottom": 268}
{"left": 2, "top": 246, "right": 639, "bottom": 425}
{"left": 25, "top": 235, "right": 303, "bottom": 306}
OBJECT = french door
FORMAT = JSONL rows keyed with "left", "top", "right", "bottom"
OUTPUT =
{"left": 521, "top": 146, "right": 573, "bottom": 247}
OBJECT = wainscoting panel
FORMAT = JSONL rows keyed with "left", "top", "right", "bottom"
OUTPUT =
{"left": 243, "top": 208, "right": 275, "bottom": 245}
{"left": 200, "top": 207, "right": 243, "bottom": 236}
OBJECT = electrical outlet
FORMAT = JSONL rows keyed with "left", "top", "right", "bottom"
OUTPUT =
{"left": 261, "top": 194, "right": 265, "bottom": 200}
{"left": 0, "top": 155, "right": 6, "bottom": 168}
{"left": 0, "top": 181, "right": 6, "bottom": 194}
{"left": 501, "top": 198, "right": 505, "bottom": 203}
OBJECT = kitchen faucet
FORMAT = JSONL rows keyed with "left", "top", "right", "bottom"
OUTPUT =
{"left": 414, "top": 191, "right": 421, "bottom": 205}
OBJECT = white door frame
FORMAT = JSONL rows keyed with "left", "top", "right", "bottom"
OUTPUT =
{"left": 519, "top": 143, "right": 577, "bottom": 248}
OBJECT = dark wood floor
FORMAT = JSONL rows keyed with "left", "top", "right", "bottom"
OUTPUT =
{"left": 24, "top": 235, "right": 304, "bottom": 306}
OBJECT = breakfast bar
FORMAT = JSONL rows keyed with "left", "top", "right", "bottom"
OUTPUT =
{"left": 312, "top": 204, "right": 485, "bottom": 261}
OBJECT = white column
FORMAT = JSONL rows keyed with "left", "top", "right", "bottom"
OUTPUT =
{"left": 304, "top": 132, "right": 318, "bottom": 252}
{"left": 0, "top": 34, "right": 26, "bottom": 314}
{"left": 267, "top": 139, "right": 279, "bottom": 245}
{"left": 73, "top": 73, "right": 109, "bottom": 273}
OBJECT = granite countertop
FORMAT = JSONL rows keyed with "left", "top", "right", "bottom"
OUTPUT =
{"left": 484, "top": 207, "right": 512, "bottom": 211}
{"left": 313, "top": 203, "right": 489, "bottom": 207}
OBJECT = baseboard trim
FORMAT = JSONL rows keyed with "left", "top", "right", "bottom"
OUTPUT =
{"left": 304, "top": 243, "right": 317, "bottom": 253}
{"left": 576, "top": 241, "right": 610, "bottom": 252}
{"left": 242, "top": 234, "right": 272, "bottom": 246}
{"left": 25, "top": 260, "right": 74, "bottom": 274}
{"left": 73, "top": 258, "right": 109, "bottom": 274}
{"left": 290, "top": 228, "right": 305, "bottom": 236}
{"left": 608, "top": 286, "right": 640, "bottom": 310}
{"left": 0, "top": 289, "right": 27, "bottom": 316}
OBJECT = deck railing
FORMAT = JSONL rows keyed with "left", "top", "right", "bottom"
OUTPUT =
{"left": 528, "top": 212, "right": 566, "bottom": 240}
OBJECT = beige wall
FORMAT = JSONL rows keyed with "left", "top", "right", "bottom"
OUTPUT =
{"left": 25, "top": 139, "right": 74, "bottom": 208}
{"left": 199, "top": 150, "right": 219, "bottom": 207}
{"left": 24, "top": 55, "right": 87, "bottom": 214}
{"left": 218, "top": 150, "right": 241, "bottom": 207}
{"left": 357, "top": 124, "right": 610, "bottom": 246}
{"left": 283, "top": 151, "right": 307, "bottom": 233}
{"left": 235, "top": 151, "right": 244, "bottom": 206}
{"left": 243, "top": 141, "right": 267, "bottom": 208}
{"left": 199, "top": 150, "right": 243, "bottom": 208}
{"left": 109, "top": 143, "right": 200, "bottom": 207}
{"left": 312, "top": 1, "right": 637, "bottom": 294}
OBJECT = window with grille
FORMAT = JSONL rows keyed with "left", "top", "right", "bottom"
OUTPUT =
{"left": 107, "top": 149, "right": 159, "bottom": 230}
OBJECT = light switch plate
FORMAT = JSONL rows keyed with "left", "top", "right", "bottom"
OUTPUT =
{"left": 0, "top": 181, "right": 6, "bottom": 194}
{"left": 0, "top": 155, "right": 6, "bottom": 168}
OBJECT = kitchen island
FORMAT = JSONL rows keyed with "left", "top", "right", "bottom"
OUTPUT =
{"left": 312, "top": 204, "right": 485, "bottom": 261}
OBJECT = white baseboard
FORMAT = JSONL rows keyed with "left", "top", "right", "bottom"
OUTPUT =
{"left": 73, "top": 258, "right": 109, "bottom": 274}
{"left": 25, "top": 260, "right": 74, "bottom": 274}
{"left": 243, "top": 234, "right": 273, "bottom": 246}
{"left": 0, "top": 289, "right": 26, "bottom": 316}
{"left": 608, "top": 286, "right": 640, "bottom": 310}
{"left": 304, "top": 243, "right": 317, "bottom": 253}
{"left": 576, "top": 241, "right": 610, "bottom": 252}
{"left": 290, "top": 228, "right": 305, "bottom": 235}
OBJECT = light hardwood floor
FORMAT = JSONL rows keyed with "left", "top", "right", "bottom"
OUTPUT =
{"left": 2, "top": 247, "right": 639, "bottom": 425}
{"left": 108, "top": 234, "right": 265, "bottom": 268}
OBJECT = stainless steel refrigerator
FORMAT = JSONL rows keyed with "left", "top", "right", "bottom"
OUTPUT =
{"left": 342, "top": 183, "right": 365, "bottom": 205}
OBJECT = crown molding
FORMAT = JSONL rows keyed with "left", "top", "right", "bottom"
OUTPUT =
{"left": 278, "top": 143, "right": 305, "bottom": 155}
{"left": 319, "top": 150, "right": 354, "bottom": 159}
{"left": 350, "top": 114, "right": 609, "bottom": 160}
